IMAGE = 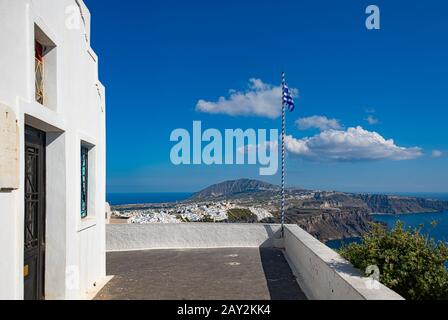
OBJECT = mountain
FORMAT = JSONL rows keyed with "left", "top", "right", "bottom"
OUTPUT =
{"left": 192, "top": 179, "right": 448, "bottom": 215}
{"left": 191, "top": 178, "right": 280, "bottom": 200}
{"left": 357, "top": 194, "right": 448, "bottom": 214}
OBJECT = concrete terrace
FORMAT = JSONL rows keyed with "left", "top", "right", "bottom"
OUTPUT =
{"left": 98, "top": 223, "right": 404, "bottom": 300}
{"left": 95, "top": 248, "right": 306, "bottom": 300}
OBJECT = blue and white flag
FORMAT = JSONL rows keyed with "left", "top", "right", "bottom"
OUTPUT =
{"left": 282, "top": 72, "right": 295, "bottom": 112}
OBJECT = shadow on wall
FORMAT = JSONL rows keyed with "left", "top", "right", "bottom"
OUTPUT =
{"left": 259, "top": 224, "right": 307, "bottom": 300}
{"left": 258, "top": 248, "right": 307, "bottom": 300}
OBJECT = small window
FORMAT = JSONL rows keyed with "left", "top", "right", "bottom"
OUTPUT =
{"left": 80, "top": 146, "right": 89, "bottom": 218}
{"left": 35, "top": 41, "right": 44, "bottom": 104}
{"left": 34, "top": 24, "right": 57, "bottom": 110}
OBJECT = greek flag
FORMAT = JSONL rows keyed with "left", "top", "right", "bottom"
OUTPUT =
{"left": 282, "top": 72, "right": 295, "bottom": 112}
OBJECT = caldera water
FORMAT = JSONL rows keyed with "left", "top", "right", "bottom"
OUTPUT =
{"left": 326, "top": 193, "right": 448, "bottom": 249}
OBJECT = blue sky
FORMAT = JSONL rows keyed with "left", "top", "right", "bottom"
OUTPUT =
{"left": 84, "top": 0, "right": 448, "bottom": 193}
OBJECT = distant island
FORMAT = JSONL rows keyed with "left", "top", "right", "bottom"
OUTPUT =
{"left": 111, "top": 179, "right": 448, "bottom": 241}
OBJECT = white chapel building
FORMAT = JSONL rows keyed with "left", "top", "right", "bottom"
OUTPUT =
{"left": 0, "top": 0, "right": 107, "bottom": 299}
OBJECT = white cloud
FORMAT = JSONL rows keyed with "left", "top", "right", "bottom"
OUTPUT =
{"left": 365, "top": 115, "right": 379, "bottom": 125}
{"left": 296, "top": 116, "right": 342, "bottom": 131}
{"left": 237, "top": 140, "right": 279, "bottom": 155}
{"left": 285, "top": 126, "right": 423, "bottom": 161}
{"left": 432, "top": 150, "right": 443, "bottom": 158}
{"left": 196, "top": 78, "right": 297, "bottom": 118}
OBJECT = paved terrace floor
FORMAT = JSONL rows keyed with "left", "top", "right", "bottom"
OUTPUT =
{"left": 95, "top": 248, "right": 307, "bottom": 300}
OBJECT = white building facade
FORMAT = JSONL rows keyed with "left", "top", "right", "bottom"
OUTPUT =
{"left": 0, "top": 0, "right": 106, "bottom": 300}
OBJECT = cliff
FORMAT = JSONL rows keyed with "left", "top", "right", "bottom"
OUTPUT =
{"left": 115, "top": 179, "right": 448, "bottom": 242}
{"left": 263, "top": 207, "right": 372, "bottom": 241}
{"left": 186, "top": 179, "right": 448, "bottom": 241}
{"left": 357, "top": 194, "right": 448, "bottom": 214}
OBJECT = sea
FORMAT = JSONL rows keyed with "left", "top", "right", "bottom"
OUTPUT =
{"left": 326, "top": 192, "right": 448, "bottom": 249}
{"left": 107, "top": 192, "right": 193, "bottom": 206}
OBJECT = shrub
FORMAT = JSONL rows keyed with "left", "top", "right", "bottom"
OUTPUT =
{"left": 197, "top": 215, "right": 214, "bottom": 223}
{"left": 339, "top": 221, "right": 448, "bottom": 300}
{"left": 227, "top": 208, "right": 258, "bottom": 223}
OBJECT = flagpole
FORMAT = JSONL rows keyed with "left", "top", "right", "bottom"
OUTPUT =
{"left": 281, "top": 74, "right": 286, "bottom": 238}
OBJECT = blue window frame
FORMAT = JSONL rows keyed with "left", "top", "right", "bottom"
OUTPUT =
{"left": 80, "top": 146, "right": 89, "bottom": 218}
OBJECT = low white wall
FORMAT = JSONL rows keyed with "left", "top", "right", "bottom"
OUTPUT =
{"left": 283, "top": 225, "right": 404, "bottom": 300}
{"left": 106, "top": 223, "right": 403, "bottom": 300}
{"left": 107, "top": 223, "right": 282, "bottom": 251}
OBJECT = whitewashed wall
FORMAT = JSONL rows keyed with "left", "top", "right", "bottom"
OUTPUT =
{"left": 283, "top": 225, "right": 404, "bottom": 300}
{"left": 107, "top": 224, "right": 282, "bottom": 251}
{"left": 0, "top": 0, "right": 106, "bottom": 300}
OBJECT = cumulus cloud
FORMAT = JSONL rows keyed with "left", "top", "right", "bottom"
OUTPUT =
{"left": 285, "top": 126, "right": 423, "bottom": 161}
{"left": 238, "top": 140, "right": 279, "bottom": 155}
{"left": 296, "top": 116, "right": 342, "bottom": 131}
{"left": 432, "top": 150, "right": 443, "bottom": 158}
{"left": 365, "top": 115, "right": 379, "bottom": 125}
{"left": 196, "top": 78, "right": 297, "bottom": 118}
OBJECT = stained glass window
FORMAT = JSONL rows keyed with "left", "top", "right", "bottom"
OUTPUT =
{"left": 81, "top": 146, "right": 89, "bottom": 218}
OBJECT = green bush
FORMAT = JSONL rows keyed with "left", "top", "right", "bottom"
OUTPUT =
{"left": 198, "top": 215, "right": 214, "bottom": 223}
{"left": 227, "top": 208, "right": 258, "bottom": 223}
{"left": 339, "top": 222, "right": 448, "bottom": 300}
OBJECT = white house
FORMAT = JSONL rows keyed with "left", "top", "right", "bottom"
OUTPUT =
{"left": 0, "top": 0, "right": 106, "bottom": 300}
